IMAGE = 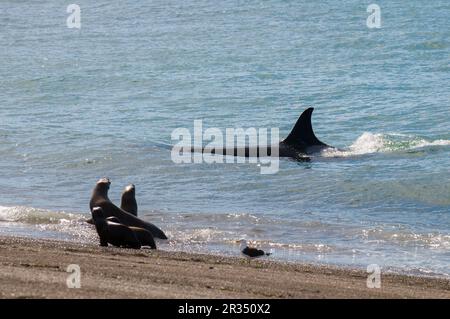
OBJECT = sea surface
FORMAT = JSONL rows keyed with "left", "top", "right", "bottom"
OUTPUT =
{"left": 0, "top": 1, "right": 449, "bottom": 277}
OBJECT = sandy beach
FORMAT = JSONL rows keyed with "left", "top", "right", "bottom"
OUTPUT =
{"left": 0, "top": 236, "right": 448, "bottom": 299}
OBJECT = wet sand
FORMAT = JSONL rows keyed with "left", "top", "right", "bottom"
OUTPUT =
{"left": 0, "top": 236, "right": 449, "bottom": 299}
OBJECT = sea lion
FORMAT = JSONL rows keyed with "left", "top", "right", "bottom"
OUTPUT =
{"left": 89, "top": 178, "right": 167, "bottom": 239}
{"left": 120, "top": 184, "right": 138, "bottom": 216}
{"left": 107, "top": 216, "right": 156, "bottom": 249}
{"left": 91, "top": 207, "right": 141, "bottom": 249}
{"left": 86, "top": 183, "right": 138, "bottom": 224}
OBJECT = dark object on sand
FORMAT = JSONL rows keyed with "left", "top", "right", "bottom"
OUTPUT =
{"left": 240, "top": 240, "right": 271, "bottom": 258}
{"left": 92, "top": 207, "right": 141, "bottom": 249}
{"left": 107, "top": 217, "right": 156, "bottom": 249}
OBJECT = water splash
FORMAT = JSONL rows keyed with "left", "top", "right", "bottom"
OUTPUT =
{"left": 321, "top": 132, "right": 450, "bottom": 157}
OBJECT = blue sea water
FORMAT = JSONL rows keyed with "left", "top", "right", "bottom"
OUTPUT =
{"left": 0, "top": 1, "right": 449, "bottom": 277}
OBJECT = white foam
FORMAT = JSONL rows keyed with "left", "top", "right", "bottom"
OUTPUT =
{"left": 413, "top": 139, "right": 450, "bottom": 148}
{"left": 0, "top": 206, "right": 95, "bottom": 242}
{"left": 0, "top": 206, "right": 83, "bottom": 224}
{"left": 321, "top": 132, "right": 450, "bottom": 158}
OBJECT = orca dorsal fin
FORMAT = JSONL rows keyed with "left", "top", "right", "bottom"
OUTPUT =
{"left": 283, "top": 108, "right": 328, "bottom": 148}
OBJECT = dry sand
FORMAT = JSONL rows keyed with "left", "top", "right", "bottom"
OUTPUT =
{"left": 0, "top": 236, "right": 449, "bottom": 299}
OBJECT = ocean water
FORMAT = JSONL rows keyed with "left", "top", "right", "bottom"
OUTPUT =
{"left": 0, "top": 1, "right": 449, "bottom": 277}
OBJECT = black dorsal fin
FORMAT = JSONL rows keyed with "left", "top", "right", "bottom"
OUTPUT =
{"left": 283, "top": 108, "right": 328, "bottom": 147}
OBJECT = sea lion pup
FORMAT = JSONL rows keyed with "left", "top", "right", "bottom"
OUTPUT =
{"left": 107, "top": 217, "right": 156, "bottom": 249}
{"left": 120, "top": 184, "right": 138, "bottom": 216}
{"left": 91, "top": 207, "right": 141, "bottom": 249}
{"left": 89, "top": 178, "right": 168, "bottom": 240}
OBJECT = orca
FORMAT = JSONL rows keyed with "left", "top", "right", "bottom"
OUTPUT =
{"left": 192, "top": 107, "right": 332, "bottom": 161}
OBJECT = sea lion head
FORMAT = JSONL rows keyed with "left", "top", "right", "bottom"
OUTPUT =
{"left": 123, "top": 184, "right": 135, "bottom": 196}
{"left": 95, "top": 177, "right": 111, "bottom": 194}
{"left": 97, "top": 177, "right": 111, "bottom": 187}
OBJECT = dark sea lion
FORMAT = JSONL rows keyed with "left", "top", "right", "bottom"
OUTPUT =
{"left": 89, "top": 178, "right": 168, "bottom": 239}
{"left": 107, "top": 216, "right": 156, "bottom": 249}
{"left": 92, "top": 207, "right": 141, "bottom": 249}
{"left": 120, "top": 184, "right": 138, "bottom": 216}
{"left": 87, "top": 182, "right": 136, "bottom": 224}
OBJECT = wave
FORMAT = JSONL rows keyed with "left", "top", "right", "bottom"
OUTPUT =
{"left": 2, "top": 206, "right": 448, "bottom": 251}
{"left": 321, "top": 132, "right": 450, "bottom": 157}
{"left": 0, "top": 206, "right": 449, "bottom": 277}
{"left": 0, "top": 206, "right": 95, "bottom": 242}
{"left": 360, "top": 227, "right": 450, "bottom": 250}
{"left": 0, "top": 206, "right": 85, "bottom": 225}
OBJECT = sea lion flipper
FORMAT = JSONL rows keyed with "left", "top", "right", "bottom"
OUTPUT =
{"left": 106, "top": 216, "right": 121, "bottom": 223}
{"left": 144, "top": 222, "right": 167, "bottom": 240}
{"left": 130, "top": 226, "right": 157, "bottom": 249}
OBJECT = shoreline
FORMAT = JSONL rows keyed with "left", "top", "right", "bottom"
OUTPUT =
{"left": 0, "top": 236, "right": 449, "bottom": 298}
